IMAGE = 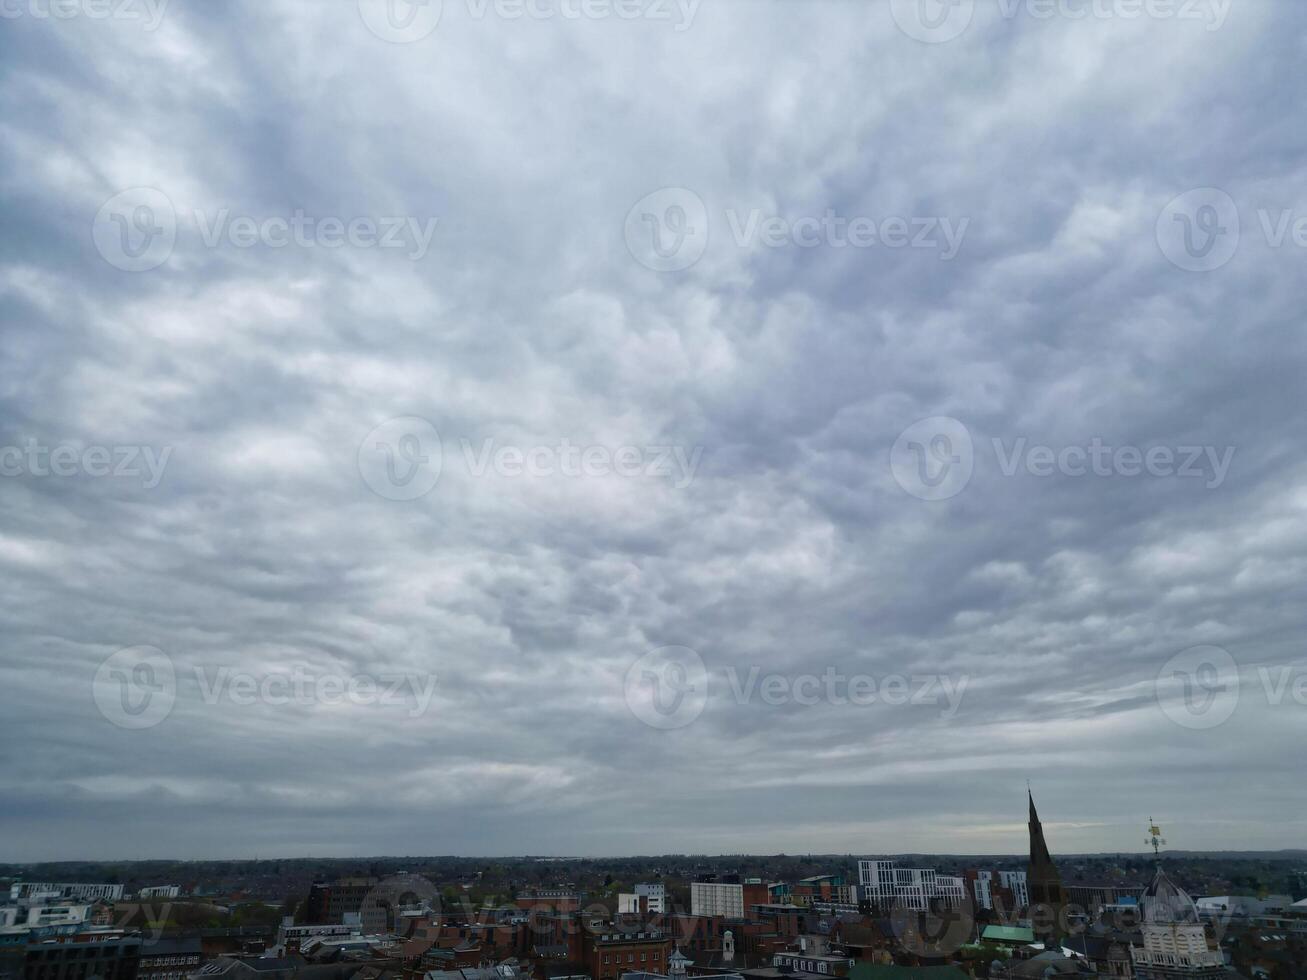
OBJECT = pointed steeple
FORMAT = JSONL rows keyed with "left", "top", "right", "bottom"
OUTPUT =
{"left": 1026, "top": 789, "right": 1066, "bottom": 947}
{"left": 1028, "top": 790, "right": 1055, "bottom": 866}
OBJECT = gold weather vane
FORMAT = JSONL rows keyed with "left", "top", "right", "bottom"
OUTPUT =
{"left": 1146, "top": 818, "right": 1167, "bottom": 859}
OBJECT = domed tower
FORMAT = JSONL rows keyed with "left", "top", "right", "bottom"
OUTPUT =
{"left": 668, "top": 948, "right": 692, "bottom": 979}
{"left": 1130, "top": 832, "right": 1226, "bottom": 980}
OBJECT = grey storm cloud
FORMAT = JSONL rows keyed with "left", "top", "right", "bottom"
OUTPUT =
{"left": 0, "top": 0, "right": 1304, "bottom": 861}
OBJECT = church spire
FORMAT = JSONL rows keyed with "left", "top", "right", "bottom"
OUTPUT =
{"left": 1028, "top": 790, "right": 1055, "bottom": 865}
{"left": 1026, "top": 789, "right": 1066, "bottom": 948}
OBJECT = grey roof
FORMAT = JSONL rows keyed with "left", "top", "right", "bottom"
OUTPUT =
{"left": 245, "top": 957, "right": 307, "bottom": 973}
{"left": 1141, "top": 869, "right": 1199, "bottom": 925}
{"left": 141, "top": 938, "right": 203, "bottom": 957}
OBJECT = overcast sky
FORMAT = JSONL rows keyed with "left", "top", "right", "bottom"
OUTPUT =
{"left": 1, "top": 0, "right": 1305, "bottom": 863}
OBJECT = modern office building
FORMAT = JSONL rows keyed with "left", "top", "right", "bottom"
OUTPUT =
{"left": 689, "top": 880, "right": 768, "bottom": 918}
{"left": 9, "top": 935, "right": 141, "bottom": 980}
{"left": 302, "top": 878, "right": 377, "bottom": 925}
{"left": 856, "top": 860, "right": 966, "bottom": 912}
{"left": 965, "top": 869, "right": 1029, "bottom": 911}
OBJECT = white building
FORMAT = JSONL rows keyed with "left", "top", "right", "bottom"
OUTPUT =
{"left": 971, "top": 873, "right": 993, "bottom": 910}
{"left": 139, "top": 886, "right": 182, "bottom": 899}
{"left": 857, "top": 860, "right": 966, "bottom": 912}
{"left": 970, "top": 871, "right": 1029, "bottom": 910}
{"left": 1131, "top": 869, "right": 1225, "bottom": 980}
{"left": 999, "top": 871, "right": 1029, "bottom": 909}
{"left": 619, "top": 883, "right": 665, "bottom": 915}
{"left": 8, "top": 882, "right": 124, "bottom": 902}
{"left": 690, "top": 882, "right": 744, "bottom": 918}
{"left": 275, "top": 913, "right": 363, "bottom": 949}
{"left": 0, "top": 900, "right": 95, "bottom": 939}
{"left": 1195, "top": 894, "right": 1293, "bottom": 918}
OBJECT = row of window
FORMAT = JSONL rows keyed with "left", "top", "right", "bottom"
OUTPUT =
{"left": 28, "top": 948, "right": 135, "bottom": 961}
{"left": 600, "top": 951, "right": 662, "bottom": 964}
{"left": 27, "top": 967, "right": 126, "bottom": 980}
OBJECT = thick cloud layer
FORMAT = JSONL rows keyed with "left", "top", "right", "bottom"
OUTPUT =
{"left": 1, "top": 0, "right": 1304, "bottom": 861}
